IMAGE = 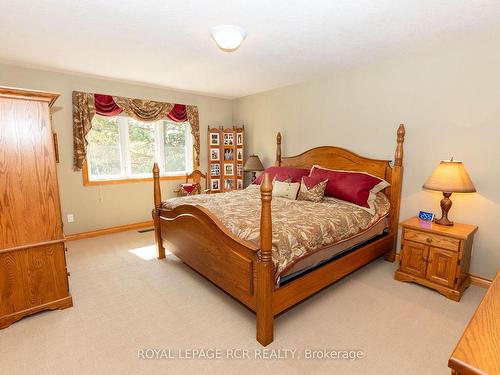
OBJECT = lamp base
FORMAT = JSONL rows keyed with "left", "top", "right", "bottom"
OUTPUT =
{"left": 434, "top": 192, "right": 454, "bottom": 226}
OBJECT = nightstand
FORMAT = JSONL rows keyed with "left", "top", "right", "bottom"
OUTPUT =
{"left": 395, "top": 217, "right": 478, "bottom": 301}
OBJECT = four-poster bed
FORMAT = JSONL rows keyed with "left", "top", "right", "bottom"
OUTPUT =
{"left": 152, "top": 124, "right": 405, "bottom": 346}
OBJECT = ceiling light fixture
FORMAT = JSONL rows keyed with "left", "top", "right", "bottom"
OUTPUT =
{"left": 210, "top": 25, "right": 246, "bottom": 52}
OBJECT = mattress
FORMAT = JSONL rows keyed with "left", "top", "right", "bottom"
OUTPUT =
{"left": 162, "top": 184, "right": 391, "bottom": 282}
{"left": 278, "top": 218, "right": 388, "bottom": 284}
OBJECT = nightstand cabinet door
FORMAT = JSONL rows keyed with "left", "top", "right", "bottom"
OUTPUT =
{"left": 425, "top": 247, "right": 458, "bottom": 288}
{"left": 400, "top": 240, "right": 429, "bottom": 278}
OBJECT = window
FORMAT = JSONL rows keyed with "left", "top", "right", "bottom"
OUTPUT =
{"left": 85, "top": 114, "right": 193, "bottom": 183}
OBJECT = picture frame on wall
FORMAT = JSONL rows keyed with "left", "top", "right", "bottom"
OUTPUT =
{"left": 237, "top": 179, "right": 243, "bottom": 190}
{"left": 223, "top": 133, "right": 234, "bottom": 146}
{"left": 236, "top": 132, "right": 243, "bottom": 146}
{"left": 224, "top": 163, "right": 234, "bottom": 176}
{"left": 211, "top": 179, "right": 220, "bottom": 191}
{"left": 210, "top": 163, "right": 220, "bottom": 176}
{"left": 224, "top": 148, "right": 234, "bottom": 161}
{"left": 210, "top": 148, "right": 220, "bottom": 161}
{"left": 210, "top": 132, "right": 220, "bottom": 146}
{"left": 237, "top": 163, "right": 243, "bottom": 176}
{"left": 236, "top": 148, "right": 243, "bottom": 161}
{"left": 224, "top": 179, "right": 234, "bottom": 190}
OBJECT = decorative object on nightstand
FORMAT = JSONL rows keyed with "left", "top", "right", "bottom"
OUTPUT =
{"left": 243, "top": 154, "right": 264, "bottom": 183}
{"left": 174, "top": 170, "right": 210, "bottom": 197}
{"left": 423, "top": 159, "right": 476, "bottom": 226}
{"left": 395, "top": 216, "right": 478, "bottom": 301}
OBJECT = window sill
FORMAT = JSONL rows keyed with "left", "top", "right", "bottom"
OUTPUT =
{"left": 83, "top": 174, "right": 186, "bottom": 186}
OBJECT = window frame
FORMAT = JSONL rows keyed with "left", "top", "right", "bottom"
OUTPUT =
{"left": 82, "top": 115, "right": 196, "bottom": 186}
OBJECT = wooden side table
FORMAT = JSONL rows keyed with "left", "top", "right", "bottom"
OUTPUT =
{"left": 395, "top": 217, "right": 478, "bottom": 301}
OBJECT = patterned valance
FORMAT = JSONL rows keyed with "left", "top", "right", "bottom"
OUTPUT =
{"left": 72, "top": 91, "right": 200, "bottom": 171}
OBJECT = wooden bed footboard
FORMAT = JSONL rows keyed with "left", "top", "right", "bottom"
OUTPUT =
{"left": 158, "top": 203, "right": 260, "bottom": 310}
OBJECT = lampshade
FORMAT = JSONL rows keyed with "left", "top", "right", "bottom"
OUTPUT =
{"left": 243, "top": 154, "right": 264, "bottom": 172}
{"left": 423, "top": 160, "right": 476, "bottom": 193}
{"left": 210, "top": 25, "right": 246, "bottom": 52}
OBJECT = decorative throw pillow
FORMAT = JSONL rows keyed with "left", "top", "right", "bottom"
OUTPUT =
{"left": 254, "top": 166, "right": 310, "bottom": 185}
{"left": 272, "top": 181, "right": 300, "bottom": 200}
{"left": 309, "top": 165, "right": 390, "bottom": 209}
{"left": 297, "top": 176, "right": 328, "bottom": 202}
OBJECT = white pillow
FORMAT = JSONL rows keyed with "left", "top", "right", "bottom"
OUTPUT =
{"left": 272, "top": 181, "right": 300, "bottom": 200}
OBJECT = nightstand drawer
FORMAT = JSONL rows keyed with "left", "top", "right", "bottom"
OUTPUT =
{"left": 404, "top": 229, "right": 460, "bottom": 251}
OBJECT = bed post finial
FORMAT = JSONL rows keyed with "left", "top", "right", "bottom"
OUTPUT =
{"left": 152, "top": 163, "right": 165, "bottom": 259}
{"left": 153, "top": 162, "right": 162, "bottom": 210}
{"left": 276, "top": 132, "right": 282, "bottom": 166}
{"left": 395, "top": 124, "right": 405, "bottom": 167}
{"left": 256, "top": 172, "right": 274, "bottom": 346}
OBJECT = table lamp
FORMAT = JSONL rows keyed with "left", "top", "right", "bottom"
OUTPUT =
{"left": 243, "top": 154, "right": 264, "bottom": 183}
{"left": 422, "top": 159, "right": 476, "bottom": 226}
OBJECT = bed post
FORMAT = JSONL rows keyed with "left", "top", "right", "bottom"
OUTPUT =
{"left": 385, "top": 124, "right": 405, "bottom": 262}
{"left": 152, "top": 163, "right": 166, "bottom": 259}
{"left": 275, "top": 132, "right": 282, "bottom": 166}
{"left": 256, "top": 173, "right": 274, "bottom": 346}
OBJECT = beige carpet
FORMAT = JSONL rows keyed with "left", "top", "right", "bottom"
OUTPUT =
{"left": 0, "top": 230, "right": 485, "bottom": 375}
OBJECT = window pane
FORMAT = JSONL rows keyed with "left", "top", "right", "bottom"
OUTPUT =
{"left": 87, "top": 115, "right": 122, "bottom": 178}
{"left": 164, "top": 121, "right": 187, "bottom": 172}
{"left": 128, "top": 119, "right": 155, "bottom": 175}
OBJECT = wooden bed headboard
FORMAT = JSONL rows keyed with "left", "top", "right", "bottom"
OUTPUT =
{"left": 275, "top": 124, "right": 405, "bottom": 260}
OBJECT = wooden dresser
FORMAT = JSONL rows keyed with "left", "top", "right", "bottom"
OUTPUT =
{"left": 0, "top": 87, "right": 72, "bottom": 328}
{"left": 449, "top": 270, "right": 500, "bottom": 374}
{"left": 395, "top": 217, "right": 477, "bottom": 301}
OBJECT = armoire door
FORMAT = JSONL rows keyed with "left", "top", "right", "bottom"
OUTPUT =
{"left": 0, "top": 96, "right": 63, "bottom": 249}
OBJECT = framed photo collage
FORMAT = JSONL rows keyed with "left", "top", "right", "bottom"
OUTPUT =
{"left": 208, "top": 126, "right": 245, "bottom": 192}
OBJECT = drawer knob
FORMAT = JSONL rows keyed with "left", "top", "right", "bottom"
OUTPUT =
{"left": 426, "top": 238, "right": 433, "bottom": 243}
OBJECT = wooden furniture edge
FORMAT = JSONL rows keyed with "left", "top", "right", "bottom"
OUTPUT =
{"left": 0, "top": 296, "right": 73, "bottom": 329}
{"left": 400, "top": 216, "right": 478, "bottom": 240}
{"left": 448, "top": 269, "right": 500, "bottom": 374}
{"left": 0, "top": 86, "right": 59, "bottom": 107}
{"left": 65, "top": 220, "right": 153, "bottom": 241}
{"left": 394, "top": 253, "right": 491, "bottom": 289}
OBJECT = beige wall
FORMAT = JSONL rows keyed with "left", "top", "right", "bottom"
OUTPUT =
{"left": 1, "top": 27, "right": 499, "bottom": 277}
{"left": 233, "top": 29, "right": 500, "bottom": 279}
{"left": 0, "top": 64, "right": 233, "bottom": 235}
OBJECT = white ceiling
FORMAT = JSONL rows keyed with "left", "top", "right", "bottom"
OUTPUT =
{"left": 1, "top": 1, "right": 500, "bottom": 98}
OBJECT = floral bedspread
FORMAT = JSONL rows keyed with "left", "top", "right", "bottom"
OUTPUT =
{"left": 162, "top": 185, "right": 390, "bottom": 278}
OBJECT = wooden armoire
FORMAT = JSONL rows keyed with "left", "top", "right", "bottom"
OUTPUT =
{"left": 0, "top": 87, "right": 72, "bottom": 328}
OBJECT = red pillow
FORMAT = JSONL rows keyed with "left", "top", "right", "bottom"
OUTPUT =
{"left": 310, "top": 166, "right": 387, "bottom": 208}
{"left": 254, "top": 166, "right": 310, "bottom": 185}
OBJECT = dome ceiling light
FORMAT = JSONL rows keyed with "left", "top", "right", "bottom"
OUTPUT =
{"left": 210, "top": 25, "right": 246, "bottom": 52}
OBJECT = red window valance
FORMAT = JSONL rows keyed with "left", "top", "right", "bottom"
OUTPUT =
{"left": 72, "top": 91, "right": 200, "bottom": 171}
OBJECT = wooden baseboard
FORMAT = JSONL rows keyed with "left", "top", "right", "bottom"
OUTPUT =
{"left": 469, "top": 274, "right": 492, "bottom": 288}
{"left": 65, "top": 220, "right": 154, "bottom": 242}
{"left": 394, "top": 253, "right": 492, "bottom": 289}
